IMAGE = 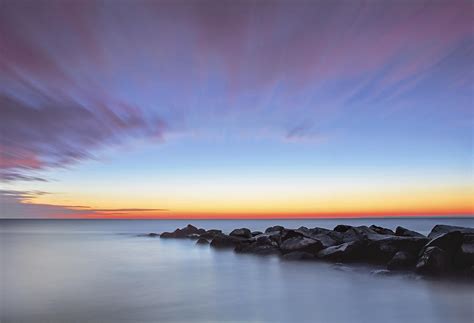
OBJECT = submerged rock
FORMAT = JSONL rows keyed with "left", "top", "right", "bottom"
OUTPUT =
{"left": 282, "top": 251, "right": 316, "bottom": 261}
{"left": 196, "top": 238, "right": 209, "bottom": 245}
{"left": 234, "top": 243, "right": 280, "bottom": 255}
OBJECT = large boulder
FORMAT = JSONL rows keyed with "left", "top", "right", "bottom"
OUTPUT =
{"left": 251, "top": 231, "right": 263, "bottom": 237}
{"left": 369, "top": 225, "right": 394, "bottom": 235}
{"left": 317, "top": 241, "right": 366, "bottom": 262}
{"left": 366, "top": 235, "right": 429, "bottom": 263}
{"left": 416, "top": 246, "right": 450, "bottom": 275}
{"left": 230, "top": 228, "right": 252, "bottom": 239}
{"left": 279, "top": 236, "right": 324, "bottom": 255}
{"left": 395, "top": 226, "right": 425, "bottom": 238}
{"left": 423, "top": 231, "right": 463, "bottom": 255}
{"left": 387, "top": 251, "right": 416, "bottom": 270}
{"left": 428, "top": 225, "right": 474, "bottom": 239}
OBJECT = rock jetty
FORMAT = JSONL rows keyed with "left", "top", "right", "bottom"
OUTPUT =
{"left": 149, "top": 223, "right": 474, "bottom": 279}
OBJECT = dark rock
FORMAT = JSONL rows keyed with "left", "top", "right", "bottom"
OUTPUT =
{"left": 428, "top": 225, "right": 474, "bottom": 239}
{"left": 317, "top": 241, "right": 366, "bottom": 262}
{"left": 196, "top": 238, "right": 209, "bottom": 245}
{"left": 369, "top": 225, "right": 394, "bottom": 235}
{"left": 387, "top": 251, "right": 416, "bottom": 270}
{"left": 160, "top": 224, "right": 205, "bottom": 238}
{"left": 282, "top": 251, "right": 316, "bottom": 261}
{"left": 199, "top": 229, "right": 222, "bottom": 240}
{"left": 395, "top": 226, "right": 425, "bottom": 238}
{"left": 454, "top": 242, "right": 474, "bottom": 268}
{"left": 308, "top": 233, "right": 340, "bottom": 249}
{"left": 234, "top": 243, "right": 280, "bottom": 255}
{"left": 182, "top": 224, "right": 205, "bottom": 235}
{"left": 461, "top": 233, "right": 474, "bottom": 243}
{"left": 365, "top": 235, "right": 429, "bottom": 263}
{"left": 254, "top": 234, "right": 278, "bottom": 246}
{"left": 251, "top": 231, "right": 283, "bottom": 246}
{"left": 159, "top": 232, "right": 174, "bottom": 238}
{"left": 334, "top": 224, "right": 353, "bottom": 233}
{"left": 251, "top": 231, "right": 263, "bottom": 237}
{"left": 423, "top": 231, "right": 463, "bottom": 255}
{"left": 309, "top": 227, "right": 332, "bottom": 235}
{"left": 146, "top": 233, "right": 159, "bottom": 237}
{"left": 416, "top": 246, "right": 450, "bottom": 275}
{"left": 279, "top": 236, "right": 324, "bottom": 255}
{"left": 342, "top": 226, "right": 376, "bottom": 243}
{"left": 280, "top": 229, "right": 306, "bottom": 241}
{"left": 230, "top": 228, "right": 252, "bottom": 239}
{"left": 463, "top": 265, "right": 474, "bottom": 279}
{"left": 265, "top": 225, "right": 285, "bottom": 233}
{"left": 210, "top": 234, "right": 249, "bottom": 249}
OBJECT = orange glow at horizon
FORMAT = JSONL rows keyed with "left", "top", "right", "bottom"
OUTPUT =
{"left": 22, "top": 183, "right": 474, "bottom": 219}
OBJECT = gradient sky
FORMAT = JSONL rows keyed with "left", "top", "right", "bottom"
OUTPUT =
{"left": 1, "top": 0, "right": 473, "bottom": 219}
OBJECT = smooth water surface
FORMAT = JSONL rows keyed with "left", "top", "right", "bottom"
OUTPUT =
{"left": 1, "top": 218, "right": 473, "bottom": 323}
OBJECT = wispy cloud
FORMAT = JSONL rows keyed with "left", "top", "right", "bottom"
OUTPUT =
{"left": 0, "top": 190, "right": 167, "bottom": 218}
{"left": 0, "top": 0, "right": 471, "bottom": 184}
{"left": 0, "top": 92, "right": 165, "bottom": 182}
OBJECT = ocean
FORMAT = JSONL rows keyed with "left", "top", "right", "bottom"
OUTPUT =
{"left": 1, "top": 218, "right": 473, "bottom": 323}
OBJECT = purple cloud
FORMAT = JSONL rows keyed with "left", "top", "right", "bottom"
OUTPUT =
{"left": 0, "top": 92, "right": 165, "bottom": 181}
{"left": 1, "top": 0, "right": 471, "bottom": 182}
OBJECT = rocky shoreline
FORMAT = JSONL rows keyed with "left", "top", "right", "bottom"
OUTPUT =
{"left": 146, "top": 223, "right": 474, "bottom": 279}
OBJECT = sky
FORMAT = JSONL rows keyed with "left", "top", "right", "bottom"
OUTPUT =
{"left": 0, "top": 0, "right": 473, "bottom": 219}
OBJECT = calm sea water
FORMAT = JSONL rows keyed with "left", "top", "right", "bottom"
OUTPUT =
{"left": 1, "top": 218, "right": 473, "bottom": 323}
